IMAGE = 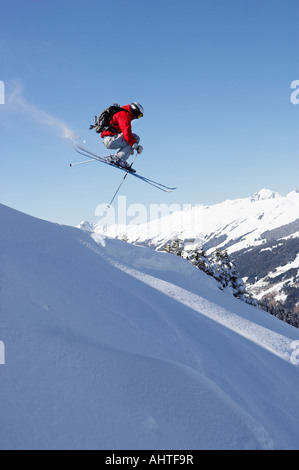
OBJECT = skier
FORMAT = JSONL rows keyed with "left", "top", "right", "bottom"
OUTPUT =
{"left": 101, "top": 102, "right": 144, "bottom": 169}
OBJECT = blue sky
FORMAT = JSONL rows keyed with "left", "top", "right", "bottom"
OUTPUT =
{"left": 0, "top": 0, "right": 298, "bottom": 226}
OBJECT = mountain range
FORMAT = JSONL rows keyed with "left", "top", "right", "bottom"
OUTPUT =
{"left": 80, "top": 189, "right": 299, "bottom": 327}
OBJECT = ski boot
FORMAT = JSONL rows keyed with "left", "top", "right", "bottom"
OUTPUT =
{"left": 107, "top": 155, "right": 136, "bottom": 173}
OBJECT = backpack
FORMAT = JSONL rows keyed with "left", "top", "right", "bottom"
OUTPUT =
{"left": 89, "top": 103, "right": 129, "bottom": 134}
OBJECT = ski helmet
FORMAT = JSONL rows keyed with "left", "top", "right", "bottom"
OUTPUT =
{"left": 131, "top": 102, "right": 144, "bottom": 118}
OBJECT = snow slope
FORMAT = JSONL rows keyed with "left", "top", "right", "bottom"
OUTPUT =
{"left": 1, "top": 203, "right": 299, "bottom": 450}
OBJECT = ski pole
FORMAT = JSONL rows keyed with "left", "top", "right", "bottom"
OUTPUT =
{"left": 107, "top": 151, "right": 139, "bottom": 208}
{"left": 69, "top": 159, "right": 97, "bottom": 167}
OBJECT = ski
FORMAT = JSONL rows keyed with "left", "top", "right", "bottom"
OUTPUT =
{"left": 74, "top": 144, "right": 176, "bottom": 192}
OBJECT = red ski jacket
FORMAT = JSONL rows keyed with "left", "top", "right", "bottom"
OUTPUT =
{"left": 101, "top": 104, "right": 137, "bottom": 146}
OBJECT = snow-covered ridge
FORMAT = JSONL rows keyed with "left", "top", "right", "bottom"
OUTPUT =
{"left": 1, "top": 203, "right": 299, "bottom": 449}
{"left": 83, "top": 189, "right": 299, "bottom": 254}
{"left": 251, "top": 188, "right": 281, "bottom": 201}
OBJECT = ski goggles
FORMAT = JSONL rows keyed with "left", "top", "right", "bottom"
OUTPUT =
{"left": 137, "top": 113, "right": 143, "bottom": 119}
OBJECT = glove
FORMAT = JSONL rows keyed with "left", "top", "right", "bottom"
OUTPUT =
{"left": 132, "top": 143, "right": 144, "bottom": 154}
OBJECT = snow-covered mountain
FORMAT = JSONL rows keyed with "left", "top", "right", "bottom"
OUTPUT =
{"left": 1, "top": 203, "right": 299, "bottom": 450}
{"left": 86, "top": 189, "right": 299, "bottom": 324}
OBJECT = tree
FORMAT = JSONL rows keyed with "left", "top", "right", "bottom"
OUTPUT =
{"left": 209, "top": 248, "right": 257, "bottom": 304}
{"left": 210, "top": 248, "right": 231, "bottom": 289}
{"left": 184, "top": 244, "right": 212, "bottom": 275}
{"left": 162, "top": 239, "right": 258, "bottom": 306}
{"left": 162, "top": 238, "right": 184, "bottom": 257}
